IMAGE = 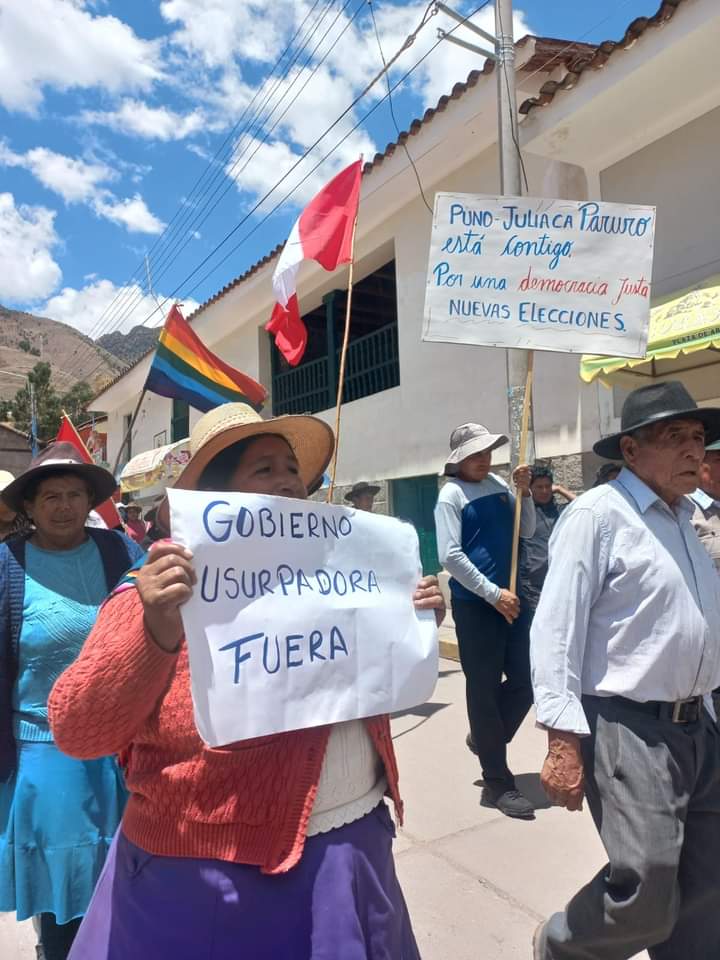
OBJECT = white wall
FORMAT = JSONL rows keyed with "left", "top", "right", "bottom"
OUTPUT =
{"left": 99, "top": 78, "right": 720, "bottom": 485}
{"left": 600, "top": 106, "right": 720, "bottom": 299}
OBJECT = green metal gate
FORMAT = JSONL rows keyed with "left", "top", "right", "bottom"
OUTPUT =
{"left": 390, "top": 475, "right": 441, "bottom": 575}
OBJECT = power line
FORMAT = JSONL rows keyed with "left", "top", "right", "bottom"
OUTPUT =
{"left": 80, "top": 0, "right": 493, "bottom": 389}
{"left": 65, "top": 0, "right": 339, "bottom": 374}
{"left": 92, "top": 0, "right": 363, "bottom": 351}
{"left": 369, "top": 0, "right": 434, "bottom": 214}
{"left": 90, "top": 0, "right": 348, "bottom": 346}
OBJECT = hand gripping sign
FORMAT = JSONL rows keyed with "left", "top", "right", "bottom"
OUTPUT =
{"left": 169, "top": 489, "right": 439, "bottom": 746}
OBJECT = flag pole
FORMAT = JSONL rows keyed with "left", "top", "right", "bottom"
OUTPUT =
{"left": 508, "top": 351, "right": 534, "bottom": 593}
{"left": 111, "top": 388, "right": 147, "bottom": 476}
{"left": 326, "top": 213, "right": 360, "bottom": 503}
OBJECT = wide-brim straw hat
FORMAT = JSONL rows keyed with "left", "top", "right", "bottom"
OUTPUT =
{"left": 158, "top": 403, "right": 335, "bottom": 529}
{"left": 443, "top": 422, "right": 508, "bottom": 477}
{"left": 593, "top": 380, "right": 720, "bottom": 460}
{"left": 1, "top": 441, "right": 118, "bottom": 513}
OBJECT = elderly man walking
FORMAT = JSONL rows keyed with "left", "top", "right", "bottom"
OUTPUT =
{"left": 531, "top": 381, "right": 720, "bottom": 960}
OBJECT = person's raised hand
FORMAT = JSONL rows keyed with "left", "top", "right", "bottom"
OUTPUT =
{"left": 512, "top": 464, "right": 532, "bottom": 496}
{"left": 136, "top": 541, "right": 196, "bottom": 652}
{"left": 541, "top": 730, "right": 585, "bottom": 811}
{"left": 413, "top": 575, "right": 446, "bottom": 627}
{"left": 494, "top": 588, "right": 520, "bottom": 624}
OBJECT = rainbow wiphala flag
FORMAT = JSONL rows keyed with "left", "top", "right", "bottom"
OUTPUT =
{"left": 146, "top": 304, "right": 267, "bottom": 413}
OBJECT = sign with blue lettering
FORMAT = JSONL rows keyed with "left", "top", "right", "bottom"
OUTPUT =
{"left": 168, "top": 489, "right": 439, "bottom": 745}
{"left": 422, "top": 193, "right": 656, "bottom": 357}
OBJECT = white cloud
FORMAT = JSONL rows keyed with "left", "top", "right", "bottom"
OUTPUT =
{"left": 93, "top": 195, "right": 165, "bottom": 234}
{"left": 39, "top": 278, "right": 200, "bottom": 336}
{"left": 81, "top": 99, "right": 207, "bottom": 141}
{"left": 0, "top": 142, "right": 113, "bottom": 202}
{"left": 0, "top": 0, "right": 163, "bottom": 113}
{"left": 209, "top": 2, "right": 532, "bottom": 210}
{"left": 0, "top": 193, "right": 62, "bottom": 302}
{"left": 160, "top": 0, "right": 306, "bottom": 68}
{"left": 0, "top": 141, "right": 164, "bottom": 234}
{"left": 227, "top": 132, "right": 374, "bottom": 211}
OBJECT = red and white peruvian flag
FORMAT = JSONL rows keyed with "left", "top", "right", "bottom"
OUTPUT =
{"left": 266, "top": 159, "right": 363, "bottom": 366}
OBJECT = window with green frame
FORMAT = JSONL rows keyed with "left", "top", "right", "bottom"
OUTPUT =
{"left": 171, "top": 398, "right": 190, "bottom": 442}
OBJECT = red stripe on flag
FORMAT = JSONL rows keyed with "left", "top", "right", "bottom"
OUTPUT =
{"left": 297, "top": 160, "right": 362, "bottom": 269}
{"left": 266, "top": 294, "right": 307, "bottom": 367}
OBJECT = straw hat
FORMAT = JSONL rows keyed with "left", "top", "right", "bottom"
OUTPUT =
{"left": 1, "top": 442, "right": 118, "bottom": 513}
{"left": 157, "top": 404, "right": 335, "bottom": 527}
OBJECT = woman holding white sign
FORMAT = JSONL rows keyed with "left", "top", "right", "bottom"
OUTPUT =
{"left": 48, "top": 403, "right": 444, "bottom": 960}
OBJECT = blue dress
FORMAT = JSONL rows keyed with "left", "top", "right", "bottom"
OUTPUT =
{"left": 0, "top": 539, "right": 128, "bottom": 923}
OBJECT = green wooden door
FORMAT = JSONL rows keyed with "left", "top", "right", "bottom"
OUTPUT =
{"left": 391, "top": 475, "right": 441, "bottom": 575}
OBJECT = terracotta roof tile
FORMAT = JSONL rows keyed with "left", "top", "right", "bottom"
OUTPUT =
{"left": 90, "top": 28, "right": 636, "bottom": 400}
{"left": 519, "top": 0, "right": 686, "bottom": 116}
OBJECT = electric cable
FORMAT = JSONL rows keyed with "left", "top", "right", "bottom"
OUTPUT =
{"left": 79, "top": 0, "right": 493, "bottom": 388}
{"left": 369, "top": 0, "right": 434, "bottom": 214}
{"left": 66, "top": 0, "right": 339, "bottom": 362}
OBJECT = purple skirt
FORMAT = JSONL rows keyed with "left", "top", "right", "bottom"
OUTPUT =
{"left": 68, "top": 803, "right": 420, "bottom": 960}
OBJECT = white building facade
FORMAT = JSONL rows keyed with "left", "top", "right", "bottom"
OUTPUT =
{"left": 95, "top": 0, "right": 720, "bottom": 571}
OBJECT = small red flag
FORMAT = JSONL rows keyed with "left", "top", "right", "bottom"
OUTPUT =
{"left": 57, "top": 415, "right": 123, "bottom": 529}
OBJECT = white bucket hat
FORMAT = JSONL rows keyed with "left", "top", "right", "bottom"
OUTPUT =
{"left": 442, "top": 423, "right": 508, "bottom": 476}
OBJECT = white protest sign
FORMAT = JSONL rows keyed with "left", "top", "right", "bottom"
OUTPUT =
{"left": 423, "top": 193, "right": 656, "bottom": 358}
{"left": 168, "top": 489, "right": 438, "bottom": 746}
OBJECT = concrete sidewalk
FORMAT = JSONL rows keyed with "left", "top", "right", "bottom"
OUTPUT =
{"left": 393, "top": 659, "right": 649, "bottom": 960}
{"left": 0, "top": 658, "right": 650, "bottom": 959}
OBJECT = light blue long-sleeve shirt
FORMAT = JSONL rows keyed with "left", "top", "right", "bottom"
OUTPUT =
{"left": 531, "top": 468, "right": 720, "bottom": 736}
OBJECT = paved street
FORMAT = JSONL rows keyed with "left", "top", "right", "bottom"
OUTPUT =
{"left": 393, "top": 658, "right": 649, "bottom": 960}
{"left": 0, "top": 656, "right": 650, "bottom": 959}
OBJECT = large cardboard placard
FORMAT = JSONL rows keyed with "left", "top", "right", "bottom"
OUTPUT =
{"left": 168, "top": 489, "right": 438, "bottom": 746}
{"left": 423, "top": 193, "right": 656, "bottom": 358}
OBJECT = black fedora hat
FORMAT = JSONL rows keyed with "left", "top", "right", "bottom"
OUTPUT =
{"left": 593, "top": 381, "right": 720, "bottom": 460}
{"left": 344, "top": 481, "right": 380, "bottom": 502}
{"left": 1, "top": 441, "right": 118, "bottom": 513}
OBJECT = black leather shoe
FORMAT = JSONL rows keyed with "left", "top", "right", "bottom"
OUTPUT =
{"left": 481, "top": 787, "right": 535, "bottom": 819}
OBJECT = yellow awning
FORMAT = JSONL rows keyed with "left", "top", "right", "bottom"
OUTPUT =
{"left": 120, "top": 438, "right": 190, "bottom": 493}
{"left": 580, "top": 274, "right": 720, "bottom": 387}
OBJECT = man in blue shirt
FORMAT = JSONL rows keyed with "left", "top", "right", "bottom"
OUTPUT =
{"left": 435, "top": 422, "right": 535, "bottom": 819}
{"left": 531, "top": 382, "right": 720, "bottom": 960}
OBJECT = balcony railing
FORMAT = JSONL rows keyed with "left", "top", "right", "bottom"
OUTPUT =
{"left": 272, "top": 355, "right": 330, "bottom": 416}
{"left": 272, "top": 322, "right": 399, "bottom": 415}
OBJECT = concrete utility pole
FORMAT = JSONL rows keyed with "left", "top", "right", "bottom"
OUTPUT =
{"left": 494, "top": 0, "right": 531, "bottom": 471}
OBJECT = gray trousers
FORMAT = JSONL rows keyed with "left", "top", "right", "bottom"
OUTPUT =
{"left": 543, "top": 696, "right": 720, "bottom": 960}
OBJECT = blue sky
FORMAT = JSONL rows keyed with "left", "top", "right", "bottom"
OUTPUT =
{"left": 0, "top": 0, "right": 659, "bottom": 348}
